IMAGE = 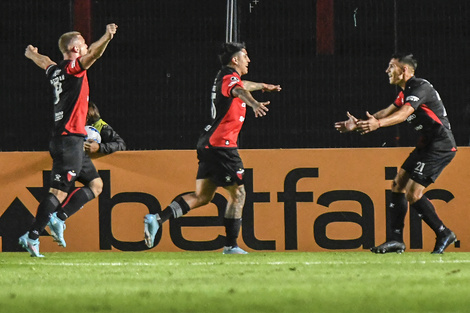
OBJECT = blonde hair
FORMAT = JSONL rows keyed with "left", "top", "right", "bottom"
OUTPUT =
{"left": 58, "top": 31, "right": 81, "bottom": 54}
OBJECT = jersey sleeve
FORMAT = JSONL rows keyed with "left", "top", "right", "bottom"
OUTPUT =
{"left": 221, "top": 73, "right": 244, "bottom": 98}
{"left": 65, "top": 57, "right": 86, "bottom": 76}
{"left": 45, "top": 64, "right": 56, "bottom": 76}
{"left": 393, "top": 91, "right": 405, "bottom": 107}
{"left": 404, "top": 84, "right": 428, "bottom": 111}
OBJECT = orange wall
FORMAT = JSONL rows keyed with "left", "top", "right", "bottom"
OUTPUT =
{"left": 1, "top": 148, "right": 468, "bottom": 253}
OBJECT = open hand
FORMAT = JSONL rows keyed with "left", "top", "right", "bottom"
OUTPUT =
{"left": 356, "top": 111, "right": 380, "bottom": 135}
{"left": 334, "top": 111, "right": 359, "bottom": 133}
{"left": 253, "top": 101, "right": 270, "bottom": 118}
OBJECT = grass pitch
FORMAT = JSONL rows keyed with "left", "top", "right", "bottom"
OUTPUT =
{"left": 1, "top": 251, "right": 469, "bottom": 313}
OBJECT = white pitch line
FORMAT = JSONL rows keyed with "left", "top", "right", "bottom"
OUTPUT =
{"left": 10, "top": 259, "right": 470, "bottom": 267}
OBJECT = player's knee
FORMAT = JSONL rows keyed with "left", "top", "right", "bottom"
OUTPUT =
{"left": 50, "top": 188, "right": 68, "bottom": 203}
{"left": 89, "top": 178, "right": 103, "bottom": 197}
{"left": 197, "top": 193, "right": 214, "bottom": 206}
{"left": 405, "top": 190, "right": 422, "bottom": 204}
{"left": 233, "top": 185, "right": 246, "bottom": 204}
{"left": 391, "top": 179, "right": 405, "bottom": 193}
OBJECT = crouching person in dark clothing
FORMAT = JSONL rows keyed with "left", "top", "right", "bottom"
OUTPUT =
{"left": 85, "top": 100, "right": 126, "bottom": 155}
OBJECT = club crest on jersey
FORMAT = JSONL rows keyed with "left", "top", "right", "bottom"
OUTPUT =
{"left": 67, "top": 170, "right": 77, "bottom": 182}
{"left": 406, "top": 95, "right": 420, "bottom": 102}
{"left": 228, "top": 76, "right": 240, "bottom": 87}
{"left": 237, "top": 169, "right": 245, "bottom": 180}
{"left": 396, "top": 95, "right": 404, "bottom": 105}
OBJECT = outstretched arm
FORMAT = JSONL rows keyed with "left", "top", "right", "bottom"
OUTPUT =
{"left": 242, "top": 81, "right": 282, "bottom": 93}
{"left": 356, "top": 105, "right": 414, "bottom": 135}
{"left": 232, "top": 86, "right": 270, "bottom": 118}
{"left": 371, "top": 104, "right": 399, "bottom": 120}
{"left": 80, "top": 23, "right": 118, "bottom": 69}
{"left": 25, "top": 45, "right": 56, "bottom": 70}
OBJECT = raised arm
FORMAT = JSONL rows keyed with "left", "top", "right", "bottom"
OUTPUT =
{"left": 80, "top": 23, "right": 118, "bottom": 69}
{"left": 232, "top": 86, "right": 270, "bottom": 118}
{"left": 24, "top": 45, "right": 56, "bottom": 70}
{"left": 242, "top": 80, "right": 282, "bottom": 93}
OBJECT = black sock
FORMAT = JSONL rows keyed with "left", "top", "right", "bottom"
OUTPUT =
{"left": 411, "top": 196, "right": 446, "bottom": 235}
{"left": 388, "top": 192, "right": 408, "bottom": 242}
{"left": 56, "top": 187, "right": 95, "bottom": 221}
{"left": 224, "top": 218, "right": 242, "bottom": 247}
{"left": 29, "top": 193, "right": 60, "bottom": 240}
{"left": 159, "top": 197, "right": 191, "bottom": 223}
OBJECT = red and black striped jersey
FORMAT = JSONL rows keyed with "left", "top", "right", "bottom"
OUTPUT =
{"left": 394, "top": 76, "right": 456, "bottom": 151}
{"left": 198, "top": 66, "right": 246, "bottom": 148}
{"left": 45, "top": 57, "right": 89, "bottom": 137}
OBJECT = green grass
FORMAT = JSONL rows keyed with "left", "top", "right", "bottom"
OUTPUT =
{"left": 1, "top": 252, "right": 470, "bottom": 313}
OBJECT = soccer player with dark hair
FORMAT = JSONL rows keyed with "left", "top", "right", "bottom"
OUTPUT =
{"left": 144, "top": 42, "right": 281, "bottom": 254}
{"left": 20, "top": 24, "right": 118, "bottom": 257}
{"left": 85, "top": 101, "right": 126, "bottom": 155}
{"left": 335, "top": 53, "right": 457, "bottom": 254}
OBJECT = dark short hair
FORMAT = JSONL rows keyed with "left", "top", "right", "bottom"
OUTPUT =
{"left": 218, "top": 42, "right": 246, "bottom": 66}
{"left": 87, "top": 101, "right": 101, "bottom": 124}
{"left": 391, "top": 53, "right": 418, "bottom": 71}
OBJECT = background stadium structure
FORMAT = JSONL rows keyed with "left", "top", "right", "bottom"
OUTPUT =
{"left": 1, "top": 0, "right": 469, "bottom": 151}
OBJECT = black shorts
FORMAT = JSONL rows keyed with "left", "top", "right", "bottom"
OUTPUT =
{"left": 49, "top": 135, "right": 100, "bottom": 192}
{"left": 401, "top": 147, "right": 456, "bottom": 187}
{"left": 196, "top": 147, "right": 245, "bottom": 187}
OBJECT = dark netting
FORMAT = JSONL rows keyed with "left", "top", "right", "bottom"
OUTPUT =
{"left": 2, "top": 0, "right": 469, "bottom": 151}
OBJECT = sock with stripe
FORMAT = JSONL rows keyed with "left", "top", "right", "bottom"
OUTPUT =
{"left": 159, "top": 197, "right": 191, "bottom": 223}
{"left": 56, "top": 187, "right": 95, "bottom": 221}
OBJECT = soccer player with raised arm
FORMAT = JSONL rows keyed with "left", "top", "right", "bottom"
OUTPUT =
{"left": 144, "top": 42, "right": 281, "bottom": 254}
{"left": 20, "top": 24, "right": 118, "bottom": 257}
